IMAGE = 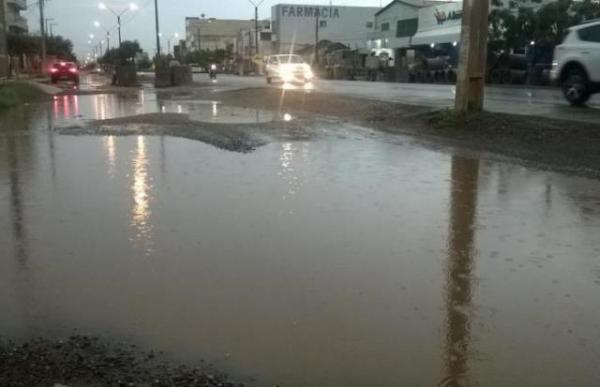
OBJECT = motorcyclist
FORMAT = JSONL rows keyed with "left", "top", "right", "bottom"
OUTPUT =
{"left": 209, "top": 64, "right": 217, "bottom": 79}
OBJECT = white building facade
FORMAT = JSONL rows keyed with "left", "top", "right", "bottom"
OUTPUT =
{"left": 271, "top": 4, "right": 380, "bottom": 53}
{"left": 186, "top": 18, "right": 255, "bottom": 52}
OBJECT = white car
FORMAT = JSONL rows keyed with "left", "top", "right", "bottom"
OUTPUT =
{"left": 265, "top": 54, "right": 314, "bottom": 84}
{"left": 551, "top": 19, "right": 600, "bottom": 105}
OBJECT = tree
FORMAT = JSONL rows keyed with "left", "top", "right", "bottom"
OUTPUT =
{"left": 184, "top": 46, "right": 233, "bottom": 66}
{"left": 99, "top": 41, "right": 143, "bottom": 66}
{"left": 7, "top": 33, "right": 76, "bottom": 61}
{"left": 488, "top": 0, "right": 600, "bottom": 51}
{"left": 136, "top": 52, "right": 152, "bottom": 70}
{"left": 7, "top": 33, "right": 39, "bottom": 56}
{"left": 46, "top": 35, "right": 76, "bottom": 61}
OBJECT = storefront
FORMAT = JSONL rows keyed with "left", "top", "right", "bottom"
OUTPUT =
{"left": 271, "top": 4, "right": 380, "bottom": 53}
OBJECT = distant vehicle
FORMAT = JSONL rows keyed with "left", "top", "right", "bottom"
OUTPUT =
{"left": 209, "top": 64, "right": 218, "bottom": 79}
{"left": 265, "top": 54, "right": 314, "bottom": 84}
{"left": 551, "top": 19, "right": 600, "bottom": 105}
{"left": 50, "top": 62, "right": 80, "bottom": 85}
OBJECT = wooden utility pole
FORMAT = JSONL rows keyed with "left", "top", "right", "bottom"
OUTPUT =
{"left": 315, "top": 9, "right": 320, "bottom": 64}
{"left": 454, "top": 0, "right": 490, "bottom": 114}
{"left": 39, "top": 0, "right": 46, "bottom": 72}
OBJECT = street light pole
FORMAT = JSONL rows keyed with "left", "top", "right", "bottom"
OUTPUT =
{"left": 247, "top": 0, "right": 265, "bottom": 58}
{"left": 45, "top": 18, "right": 53, "bottom": 38}
{"left": 94, "top": 21, "right": 112, "bottom": 53}
{"left": 98, "top": 2, "right": 138, "bottom": 48}
{"left": 154, "top": 0, "right": 161, "bottom": 57}
{"left": 117, "top": 15, "right": 122, "bottom": 46}
{"left": 38, "top": 0, "right": 46, "bottom": 72}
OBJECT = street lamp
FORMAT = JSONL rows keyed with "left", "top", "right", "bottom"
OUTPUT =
{"left": 98, "top": 2, "right": 138, "bottom": 47}
{"left": 154, "top": 0, "right": 161, "bottom": 57}
{"left": 246, "top": 0, "right": 265, "bottom": 58}
{"left": 165, "top": 32, "right": 179, "bottom": 56}
{"left": 94, "top": 20, "right": 112, "bottom": 53}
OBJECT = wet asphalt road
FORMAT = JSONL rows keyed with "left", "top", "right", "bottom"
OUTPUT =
{"left": 1, "top": 79, "right": 600, "bottom": 386}
{"left": 192, "top": 73, "right": 600, "bottom": 123}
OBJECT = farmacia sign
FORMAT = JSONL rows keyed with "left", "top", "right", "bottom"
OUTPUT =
{"left": 280, "top": 6, "right": 341, "bottom": 19}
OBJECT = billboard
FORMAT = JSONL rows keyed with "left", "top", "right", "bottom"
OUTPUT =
{"left": 417, "top": 2, "right": 464, "bottom": 32}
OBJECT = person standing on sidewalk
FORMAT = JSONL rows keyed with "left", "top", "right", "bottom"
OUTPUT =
{"left": 366, "top": 52, "right": 379, "bottom": 82}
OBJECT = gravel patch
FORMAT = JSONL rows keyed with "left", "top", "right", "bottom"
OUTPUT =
{"left": 0, "top": 335, "right": 244, "bottom": 387}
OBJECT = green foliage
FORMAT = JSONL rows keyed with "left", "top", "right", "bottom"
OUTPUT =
{"left": 7, "top": 34, "right": 38, "bottom": 56}
{"left": 184, "top": 46, "right": 233, "bottom": 66}
{"left": 99, "top": 41, "right": 143, "bottom": 66}
{"left": 136, "top": 52, "right": 153, "bottom": 70}
{"left": 488, "top": 0, "right": 600, "bottom": 50}
{"left": 7, "top": 34, "right": 76, "bottom": 61}
{"left": 47, "top": 36, "right": 77, "bottom": 61}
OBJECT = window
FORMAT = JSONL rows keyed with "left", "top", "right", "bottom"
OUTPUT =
{"left": 320, "top": 20, "right": 327, "bottom": 28}
{"left": 381, "top": 22, "right": 390, "bottom": 32}
{"left": 578, "top": 25, "right": 600, "bottom": 43}
{"left": 396, "top": 18, "right": 418, "bottom": 38}
{"left": 366, "top": 21, "right": 374, "bottom": 29}
{"left": 260, "top": 32, "right": 272, "bottom": 41}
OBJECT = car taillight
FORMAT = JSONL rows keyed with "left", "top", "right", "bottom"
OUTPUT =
{"left": 69, "top": 68, "right": 78, "bottom": 73}
{"left": 50, "top": 68, "right": 58, "bottom": 73}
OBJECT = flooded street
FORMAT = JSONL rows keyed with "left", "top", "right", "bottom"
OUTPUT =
{"left": 1, "top": 92, "right": 600, "bottom": 387}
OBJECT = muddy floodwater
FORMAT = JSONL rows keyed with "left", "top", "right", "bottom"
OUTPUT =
{"left": 1, "top": 92, "right": 600, "bottom": 387}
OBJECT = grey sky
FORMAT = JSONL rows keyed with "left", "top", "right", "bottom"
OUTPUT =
{"left": 24, "top": 0, "right": 385, "bottom": 59}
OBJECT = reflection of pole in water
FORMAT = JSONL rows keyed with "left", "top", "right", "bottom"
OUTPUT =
{"left": 46, "top": 107, "right": 57, "bottom": 188}
{"left": 441, "top": 156, "right": 479, "bottom": 387}
{"left": 160, "top": 135, "right": 167, "bottom": 182}
{"left": 6, "top": 133, "right": 35, "bottom": 336}
{"left": 7, "top": 136, "right": 29, "bottom": 266}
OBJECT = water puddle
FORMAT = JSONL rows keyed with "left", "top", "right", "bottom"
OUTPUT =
{"left": 1, "top": 102, "right": 600, "bottom": 387}
{"left": 50, "top": 92, "right": 284, "bottom": 127}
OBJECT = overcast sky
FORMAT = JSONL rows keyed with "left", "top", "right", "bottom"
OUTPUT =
{"left": 23, "top": 0, "right": 386, "bottom": 58}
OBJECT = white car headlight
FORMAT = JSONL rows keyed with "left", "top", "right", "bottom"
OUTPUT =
{"left": 280, "top": 68, "right": 294, "bottom": 82}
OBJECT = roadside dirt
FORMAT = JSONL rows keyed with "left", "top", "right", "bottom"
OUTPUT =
{"left": 212, "top": 88, "right": 600, "bottom": 179}
{"left": 0, "top": 335, "right": 244, "bottom": 387}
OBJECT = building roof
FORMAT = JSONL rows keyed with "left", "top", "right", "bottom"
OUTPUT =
{"left": 375, "top": 0, "right": 454, "bottom": 16}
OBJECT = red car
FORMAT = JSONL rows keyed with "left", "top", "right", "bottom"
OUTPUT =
{"left": 50, "top": 62, "right": 80, "bottom": 85}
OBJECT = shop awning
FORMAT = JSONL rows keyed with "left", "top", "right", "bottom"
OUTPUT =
{"left": 411, "top": 25, "right": 461, "bottom": 46}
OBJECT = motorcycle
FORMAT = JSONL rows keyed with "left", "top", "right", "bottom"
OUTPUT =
{"left": 209, "top": 64, "right": 217, "bottom": 79}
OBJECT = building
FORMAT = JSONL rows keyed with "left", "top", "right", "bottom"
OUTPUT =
{"left": 369, "top": 0, "right": 560, "bottom": 52}
{"left": 4, "top": 0, "right": 28, "bottom": 34}
{"left": 0, "top": 0, "right": 8, "bottom": 78}
{"left": 186, "top": 17, "right": 255, "bottom": 52}
{"left": 271, "top": 4, "right": 381, "bottom": 53}
{"left": 411, "top": 1, "right": 463, "bottom": 47}
{"left": 234, "top": 20, "right": 274, "bottom": 73}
